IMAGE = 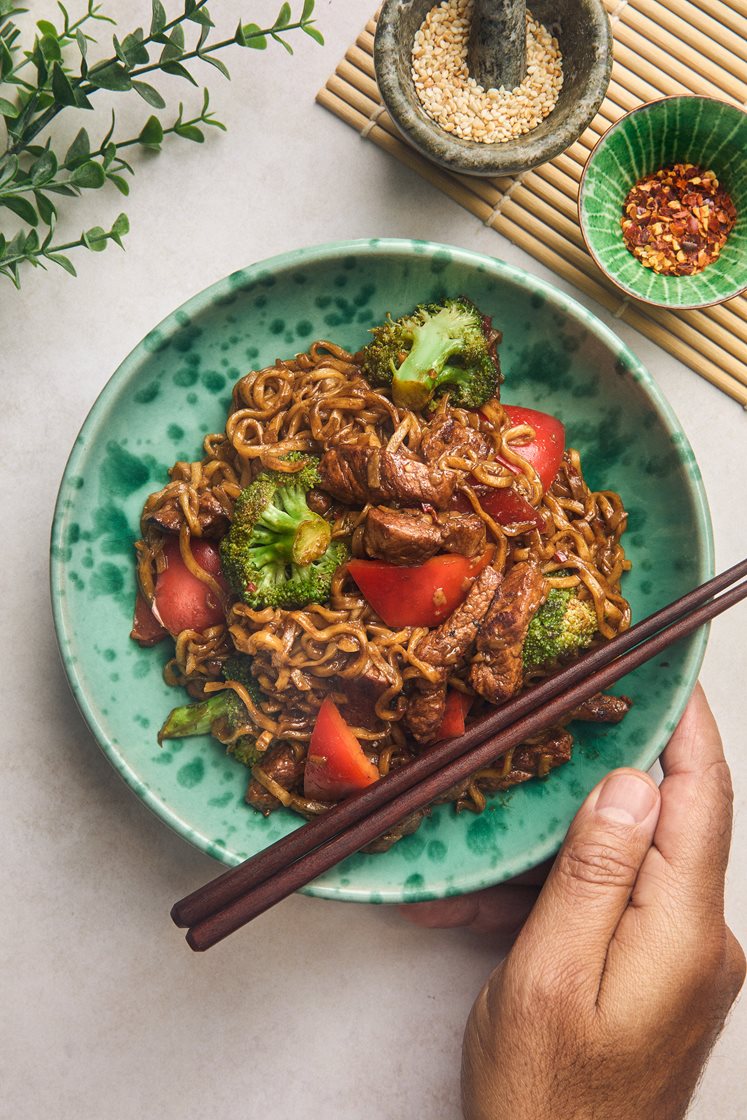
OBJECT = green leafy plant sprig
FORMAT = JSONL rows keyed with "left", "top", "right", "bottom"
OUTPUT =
{"left": 0, "top": 0, "right": 323, "bottom": 285}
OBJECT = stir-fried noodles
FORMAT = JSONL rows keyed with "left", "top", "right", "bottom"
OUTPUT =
{"left": 132, "top": 305, "right": 631, "bottom": 849}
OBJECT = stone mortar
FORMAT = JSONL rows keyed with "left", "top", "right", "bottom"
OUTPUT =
{"left": 374, "top": 0, "right": 613, "bottom": 178}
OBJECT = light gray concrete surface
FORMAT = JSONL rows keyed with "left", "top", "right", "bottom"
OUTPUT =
{"left": 2, "top": 3, "right": 745, "bottom": 1117}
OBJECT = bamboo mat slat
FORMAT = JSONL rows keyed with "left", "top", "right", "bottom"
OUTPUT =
{"left": 317, "top": 1, "right": 747, "bottom": 407}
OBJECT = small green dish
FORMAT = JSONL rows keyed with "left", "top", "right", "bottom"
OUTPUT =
{"left": 579, "top": 96, "right": 747, "bottom": 309}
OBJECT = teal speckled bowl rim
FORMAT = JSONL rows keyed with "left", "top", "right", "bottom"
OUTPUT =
{"left": 50, "top": 238, "right": 713, "bottom": 902}
{"left": 578, "top": 95, "right": 747, "bottom": 310}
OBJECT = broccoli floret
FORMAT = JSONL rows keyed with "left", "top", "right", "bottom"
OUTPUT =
{"left": 523, "top": 586, "right": 598, "bottom": 671}
{"left": 157, "top": 655, "right": 262, "bottom": 751}
{"left": 229, "top": 736, "right": 261, "bottom": 769}
{"left": 219, "top": 456, "right": 349, "bottom": 610}
{"left": 360, "top": 296, "right": 501, "bottom": 411}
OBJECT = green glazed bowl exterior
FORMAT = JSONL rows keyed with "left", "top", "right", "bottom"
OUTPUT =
{"left": 579, "top": 96, "right": 747, "bottom": 309}
{"left": 50, "top": 239, "right": 713, "bottom": 903}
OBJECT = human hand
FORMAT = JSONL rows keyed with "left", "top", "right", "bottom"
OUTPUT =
{"left": 409, "top": 685, "right": 745, "bottom": 1120}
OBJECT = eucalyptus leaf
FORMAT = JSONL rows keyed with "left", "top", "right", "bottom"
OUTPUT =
{"left": 275, "top": 3, "right": 292, "bottom": 28}
{"left": 138, "top": 114, "right": 163, "bottom": 147}
{"left": 39, "top": 34, "right": 63, "bottom": 63}
{"left": 132, "top": 79, "right": 165, "bottom": 108}
{"left": 0, "top": 41, "right": 14, "bottom": 81}
{"left": 303, "top": 24, "right": 323, "bottom": 44}
{"left": 88, "top": 60, "right": 132, "bottom": 91}
{"left": 175, "top": 123, "right": 203, "bottom": 143}
{"left": 3, "top": 195, "right": 39, "bottom": 225}
{"left": 112, "top": 211, "right": 129, "bottom": 236}
{"left": 301, "top": 0, "right": 315, "bottom": 19}
{"left": 239, "top": 22, "right": 267, "bottom": 49}
{"left": 108, "top": 172, "right": 130, "bottom": 195}
{"left": 46, "top": 252, "right": 76, "bottom": 275}
{"left": 34, "top": 189, "right": 57, "bottom": 224}
{"left": 149, "top": 0, "right": 166, "bottom": 35}
{"left": 30, "top": 149, "right": 58, "bottom": 185}
{"left": 112, "top": 33, "right": 127, "bottom": 64}
{"left": 70, "top": 160, "right": 106, "bottom": 188}
{"left": 45, "top": 183, "right": 79, "bottom": 197}
{"left": 200, "top": 54, "right": 229, "bottom": 80}
{"left": 159, "top": 41, "right": 182, "bottom": 63}
{"left": 32, "top": 41, "right": 48, "bottom": 84}
{"left": 0, "top": 97, "right": 20, "bottom": 119}
{"left": 0, "top": 156, "right": 19, "bottom": 187}
{"left": 161, "top": 61, "right": 198, "bottom": 85}
{"left": 36, "top": 19, "right": 58, "bottom": 37}
{"left": 122, "top": 30, "right": 149, "bottom": 66}
{"left": 271, "top": 32, "right": 294, "bottom": 55}
{"left": 101, "top": 110, "right": 116, "bottom": 148}
{"left": 64, "top": 127, "right": 91, "bottom": 168}
{"left": 41, "top": 213, "right": 55, "bottom": 248}
{"left": 188, "top": 8, "right": 213, "bottom": 28}
{"left": 83, "top": 224, "right": 109, "bottom": 251}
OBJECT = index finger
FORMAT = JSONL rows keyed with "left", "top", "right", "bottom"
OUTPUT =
{"left": 634, "top": 682, "right": 734, "bottom": 915}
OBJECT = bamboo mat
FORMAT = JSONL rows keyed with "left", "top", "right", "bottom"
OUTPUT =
{"left": 317, "top": 0, "right": 747, "bottom": 407}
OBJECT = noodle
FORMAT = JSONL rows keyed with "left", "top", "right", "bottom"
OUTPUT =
{"left": 133, "top": 334, "right": 631, "bottom": 839}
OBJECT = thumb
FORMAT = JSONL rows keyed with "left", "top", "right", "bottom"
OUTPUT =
{"left": 514, "top": 768, "right": 661, "bottom": 994}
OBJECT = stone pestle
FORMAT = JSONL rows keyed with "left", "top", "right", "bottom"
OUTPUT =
{"left": 468, "top": 0, "right": 527, "bottom": 92}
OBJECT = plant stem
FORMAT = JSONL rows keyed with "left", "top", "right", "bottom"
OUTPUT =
{"left": 8, "top": 0, "right": 214, "bottom": 153}
{"left": 12, "top": 6, "right": 111, "bottom": 74}
{"left": 0, "top": 229, "right": 115, "bottom": 270}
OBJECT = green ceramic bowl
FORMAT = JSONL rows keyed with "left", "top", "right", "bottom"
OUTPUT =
{"left": 579, "top": 97, "right": 747, "bottom": 309}
{"left": 50, "top": 239, "right": 712, "bottom": 904}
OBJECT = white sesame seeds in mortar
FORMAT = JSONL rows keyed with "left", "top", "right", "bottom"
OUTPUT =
{"left": 411, "top": 0, "right": 563, "bottom": 144}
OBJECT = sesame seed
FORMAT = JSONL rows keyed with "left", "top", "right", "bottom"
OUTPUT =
{"left": 410, "top": 0, "right": 563, "bottom": 144}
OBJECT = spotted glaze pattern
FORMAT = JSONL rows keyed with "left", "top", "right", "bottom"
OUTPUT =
{"left": 580, "top": 97, "right": 747, "bottom": 309}
{"left": 50, "top": 239, "right": 713, "bottom": 903}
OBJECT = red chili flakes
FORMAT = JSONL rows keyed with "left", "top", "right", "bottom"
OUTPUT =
{"left": 620, "top": 162, "right": 737, "bottom": 277}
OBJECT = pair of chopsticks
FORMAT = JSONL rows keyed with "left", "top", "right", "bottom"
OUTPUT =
{"left": 172, "top": 558, "right": 747, "bottom": 952}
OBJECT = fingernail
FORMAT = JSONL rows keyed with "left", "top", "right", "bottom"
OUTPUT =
{"left": 595, "top": 772, "right": 658, "bottom": 825}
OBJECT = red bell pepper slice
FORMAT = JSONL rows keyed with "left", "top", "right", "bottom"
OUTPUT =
{"left": 458, "top": 404, "right": 566, "bottom": 529}
{"left": 152, "top": 538, "right": 226, "bottom": 636}
{"left": 347, "top": 546, "right": 494, "bottom": 629}
{"left": 500, "top": 405, "right": 565, "bottom": 491}
{"left": 303, "top": 698, "right": 380, "bottom": 801}
{"left": 434, "top": 690, "right": 473, "bottom": 742}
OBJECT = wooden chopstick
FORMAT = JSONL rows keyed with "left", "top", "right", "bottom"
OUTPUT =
{"left": 175, "top": 560, "right": 747, "bottom": 950}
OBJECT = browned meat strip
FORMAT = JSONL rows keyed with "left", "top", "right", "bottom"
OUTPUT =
{"left": 441, "top": 512, "right": 486, "bottom": 558}
{"left": 569, "top": 693, "right": 633, "bottom": 724}
{"left": 480, "top": 729, "right": 573, "bottom": 791}
{"left": 436, "top": 728, "right": 572, "bottom": 806}
{"left": 420, "top": 410, "right": 490, "bottom": 463}
{"left": 245, "top": 743, "right": 304, "bottom": 815}
{"left": 319, "top": 445, "right": 457, "bottom": 509}
{"left": 143, "top": 490, "right": 229, "bottom": 538}
{"left": 405, "top": 684, "right": 449, "bottom": 745}
{"left": 405, "top": 565, "right": 501, "bottom": 743}
{"left": 469, "top": 561, "right": 546, "bottom": 705}
{"left": 418, "top": 565, "right": 501, "bottom": 668}
{"left": 363, "top": 808, "right": 429, "bottom": 853}
{"left": 336, "top": 660, "right": 394, "bottom": 731}
{"left": 364, "top": 507, "right": 443, "bottom": 564}
{"left": 363, "top": 507, "right": 486, "bottom": 565}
